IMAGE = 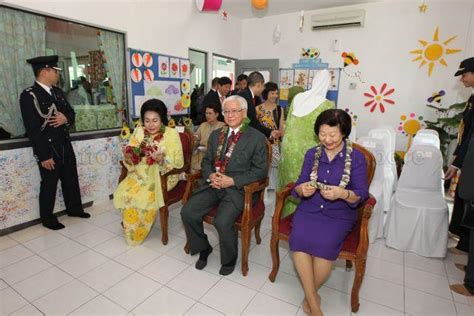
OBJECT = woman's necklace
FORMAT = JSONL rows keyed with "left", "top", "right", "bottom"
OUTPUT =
{"left": 309, "top": 140, "right": 353, "bottom": 189}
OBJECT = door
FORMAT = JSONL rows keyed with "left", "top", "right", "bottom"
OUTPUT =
{"left": 235, "top": 59, "right": 279, "bottom": 83}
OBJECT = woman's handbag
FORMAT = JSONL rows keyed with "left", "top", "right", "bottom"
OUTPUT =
{"left": 271, "top": 140, "right": 280, "bottom": 168}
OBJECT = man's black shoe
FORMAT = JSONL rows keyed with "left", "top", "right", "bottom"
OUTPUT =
{"left": 219, "top": 257, "right": 237, "bottom": 276}
{"left": 42, "top": 221, "right": 65, "bottom": 230}
{"left": 68, "top": 212, "right": 91, "bottom": 218}
{"left": 195, "top": 246, "right": 213, "bottom": 270}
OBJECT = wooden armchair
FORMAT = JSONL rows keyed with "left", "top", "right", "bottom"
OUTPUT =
{"left": 268, "top": 143, "right": 376, "bottom": 313}
{"left": 119, "top": 129, "right": 194, "bottom": 245}
{"left": 182, "top": 140, "right": 272, "bottom": 276}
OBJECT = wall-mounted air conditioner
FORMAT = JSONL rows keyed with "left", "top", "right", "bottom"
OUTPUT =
{"left": 311, "top": 9, "right": 366, "bottom": 30}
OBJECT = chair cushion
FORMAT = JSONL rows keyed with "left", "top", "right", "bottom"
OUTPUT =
{"left": 167, "top": 180, "right": 187, "bottom": 204}
{"left": 278, "top": 214, "right": 294, "bottom": 235}
{"left": 206, "top": 199, "right": 265, "bottom": 223}
{"left": 341, "top": 219, "right": 361, "bottom": 254}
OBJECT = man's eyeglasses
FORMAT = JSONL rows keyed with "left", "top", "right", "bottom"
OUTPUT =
{"left": 222, "top": 109, "right": 244, "bottom": 116}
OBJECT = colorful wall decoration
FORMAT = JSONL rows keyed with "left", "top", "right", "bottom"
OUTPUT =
{"left": 129, "top": 49, "right": 190, "bottom": 117}
{"left": 399, "top": 112, "right": 425, "bottom": 149}
{"left": 341, "top": 51, "right": 365, "bottom": 83}
{"left": 0, "top": 137, "right": 121, "bottom": 230}
{"left": 363, "top": 83, "right": 396, "bottom": 113}
{"left": 410, "top": 26, "right": 462, "bottom": 77}
{"left": 279, "top": 56, "right": 340, "bottom": 108}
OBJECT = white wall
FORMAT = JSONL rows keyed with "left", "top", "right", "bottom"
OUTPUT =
{"left": 241, "top": 0, "right": 474, "bottom": 151}
{"left": 3, "top": 0, "right": 243, "bottom": 85}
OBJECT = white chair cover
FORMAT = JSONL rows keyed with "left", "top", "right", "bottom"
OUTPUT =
{"left": 368, "top": 127, "right": 398, "bottom": 190}
{"left": 417, "top": 129, "right": 439, "bottom": 137}
{"left": 385, "top": 145, "right": 448, "bottom": 258}
{"left": 412, "top": 132, "right": 440, "bottom": 150}
{"left": 357, "top": 137, "right": 386, "bottom": 243}
{"left": 359, "top": 133, "right": 396, "bottom": 213}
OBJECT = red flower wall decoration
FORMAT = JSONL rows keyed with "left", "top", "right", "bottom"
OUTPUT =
{"left": 363, "top": 83, "right": 395, "bottom": 113}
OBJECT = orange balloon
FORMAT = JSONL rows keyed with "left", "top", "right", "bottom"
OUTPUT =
{"left": 252, "top": 0, "right": 268, "bottom": 10}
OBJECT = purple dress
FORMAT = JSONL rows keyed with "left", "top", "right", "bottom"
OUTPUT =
{"left": 289, "top": 144, "right": 369, "bottom": 260}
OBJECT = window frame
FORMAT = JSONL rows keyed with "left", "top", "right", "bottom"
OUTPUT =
{"left": 0, "top": 3, "right": 130, "bottom": 150}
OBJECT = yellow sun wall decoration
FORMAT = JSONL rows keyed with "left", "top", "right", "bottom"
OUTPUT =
{"left": 410, "top": 27, "right": 462, "bottom": 76}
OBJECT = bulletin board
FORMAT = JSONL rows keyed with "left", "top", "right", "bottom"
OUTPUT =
{"left": 279, "top": 58, "right": 341, "bottom": 107}
{"left": 129, "top": 48, "right": 191, "bottom": 118}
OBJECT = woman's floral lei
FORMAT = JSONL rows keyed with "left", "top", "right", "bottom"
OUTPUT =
{"left": 125, "top": 125, "right": 166, "bottom": 165}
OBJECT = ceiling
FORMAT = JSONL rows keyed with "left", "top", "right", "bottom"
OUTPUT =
{"left": 222, "top": 0, "right": 383, "bottom": 19}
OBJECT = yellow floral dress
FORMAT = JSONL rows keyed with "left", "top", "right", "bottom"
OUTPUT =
{"left": 113, "top": 126, "right": 183, "bottom": 246}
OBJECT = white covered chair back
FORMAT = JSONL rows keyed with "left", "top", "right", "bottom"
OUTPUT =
{"left": 385, "top": 144, "right": 448, "bottom": 257}
{"left": 417, "top": 129, "right": 439, "bottom": 137}
{"left": 357, "top": 137, "right": 386, "bottom": 242}
{"left": 411, "top": 132, "right": 440, "bottom": 150}
{"left": 368, "top": 127, "right": 398, "bottom": 187}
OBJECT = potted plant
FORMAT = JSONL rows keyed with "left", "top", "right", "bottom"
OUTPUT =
{"left": 424, "top": 100, "right": 465, "bottom": 164}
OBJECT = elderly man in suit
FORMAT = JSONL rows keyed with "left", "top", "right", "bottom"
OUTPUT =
{"left": 181, "top": 95, "right": 268, "bottom": 276}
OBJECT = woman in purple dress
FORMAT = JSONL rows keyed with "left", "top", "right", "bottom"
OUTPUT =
{"left": 289, "top": 109, "right": 368, "bottom": 316}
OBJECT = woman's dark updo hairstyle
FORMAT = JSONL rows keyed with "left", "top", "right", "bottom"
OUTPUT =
{"left": 314, "top": 109, "right": 352, "bottom": 139}
{"left": 140, "top": 98, "right": 169, "bottom": 126}
{"left": 205, "top": 103, "right": 220, "bottom": 114}
{"left": 262, "top": 81, "right": 279, "bottom": 100}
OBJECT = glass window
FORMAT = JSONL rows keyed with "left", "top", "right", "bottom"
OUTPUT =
{"left": 212, "top": 55, "right": 236, "bottom": 89}
{"left": 0, "top": 6, "right": 128, "bottom": 140}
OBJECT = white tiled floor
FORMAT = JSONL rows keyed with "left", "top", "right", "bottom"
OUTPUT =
{"left": 1, "top": 197, "right": 474, "bottom": 315}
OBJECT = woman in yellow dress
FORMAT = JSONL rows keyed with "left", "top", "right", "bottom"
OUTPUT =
{"left": 114, "top": 99, "right": 183, "bottom": 246}
{"left": 191, "top": 103, "right": 225, "bottom": 171}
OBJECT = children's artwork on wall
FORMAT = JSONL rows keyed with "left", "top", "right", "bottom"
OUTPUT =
{"left": 279, "top": 69, "right": 294, "bottom": 89}
{"left": 181, "top": 79, "right": 191, "bottom": 94}
{"left": 294, "top": 69, "right": 309, "bottom": 88}
{"left": 410, "top": 27, "right": 462, "bottom": 77}
{"left": 0, "top": 137, "right": 121, "bottom": 230}
{"left": 363, "top": 83, "right": 395, "bottom": 113}
{"left": 180, "top": 59, "right": 190, "bottom": 79}
{"left": 131, "top": 68, "right": 142, "bottom": 83}
{"left": 427, "top": 90, "right": 445, "bottom": 104}
{"left": 131, "top": 52, "right": 143, "bottom": 67}
{"left": 143, "top": 69, "right": 154, "bottom": 82}
{"left": 301, "top": 47, "right": 320, "bottom": 59}
{"left": 143, "top": 53, "right": 153, "bottom": 67}
{"left": 170, "top": 57, "right": 180, "bottom": 78}
{"left": 341, "top": 51, "right": 365, "bottom": 83}
{"left": 129, "top": 49, "right": 190, "bottom": 117}
{"left": 222, "top": 10, "right": 228, "bottom": 20}
{"left": 158, "top": 55, "right": 170, "bottom": 78}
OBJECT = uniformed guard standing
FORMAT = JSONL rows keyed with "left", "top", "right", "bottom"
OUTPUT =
{"left": 446, "top": 57, "right": 474, "bottom": 254}
{"left": 20, "top": 55, "right": 90, "bottom": 230}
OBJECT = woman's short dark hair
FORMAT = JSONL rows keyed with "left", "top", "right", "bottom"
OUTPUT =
{"left": 205, "top": 103, "right": 220, "bottom": 114}
{"left": 314, "top": 109, "right": 352, "bottom": 139}
{"left": 140, "top": 99, "right": 169, "bottom": 126}
{"left": 262, "top": 81, "right": 279, "bottom": 100}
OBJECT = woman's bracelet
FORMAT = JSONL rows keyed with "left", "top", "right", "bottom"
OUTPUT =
{"left": 345, "top": 190, "right": 351, "bottom": 200}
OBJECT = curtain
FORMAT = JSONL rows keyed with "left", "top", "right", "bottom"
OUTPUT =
{"left": 0, "top": 7, "right": 46, "bottom": 137}
{"left": 98, "top": 30, "right": 125, "bottom": 111}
